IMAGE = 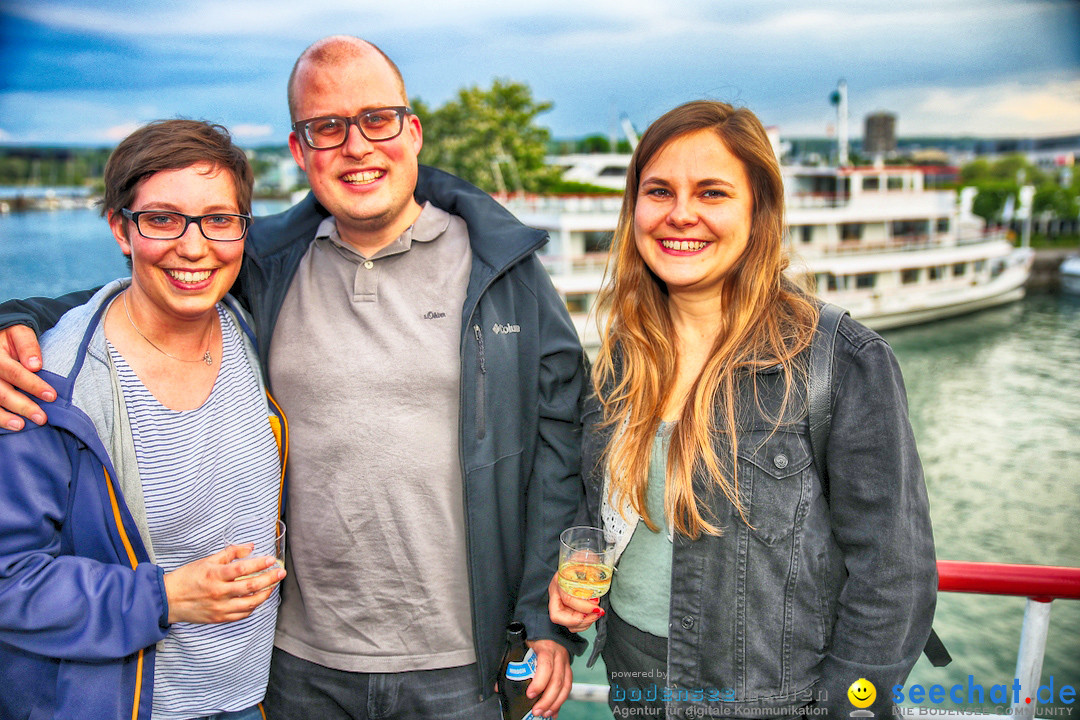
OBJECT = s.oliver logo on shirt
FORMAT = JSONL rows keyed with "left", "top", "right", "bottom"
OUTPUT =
{"left": 492, "top": 322, "right": 520, "bottom": 335}
{"left": 423, "top": 311, "right": 447, "bottom": 319}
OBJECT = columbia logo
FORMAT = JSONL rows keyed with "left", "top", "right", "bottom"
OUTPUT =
{"left": 492, "top": 322, "right": 520, "bottom": 335}
{"left": 423, "top": 311, "right": 446, "bottom": 319}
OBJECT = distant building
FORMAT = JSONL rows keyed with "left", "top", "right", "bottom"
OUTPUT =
{"left": 973, "top": 133, "right": 1080, "bottom": 170}
{"left": 864, "top": 112, "right": 897, "bottom": 156}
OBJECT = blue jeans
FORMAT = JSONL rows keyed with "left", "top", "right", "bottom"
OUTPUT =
{"left": 264, "top": 647, "right": 502, "bottom": 720}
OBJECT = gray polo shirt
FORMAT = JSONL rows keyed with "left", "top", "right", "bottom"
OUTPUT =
{"left": 268, "top": 203, "right": 475, "bottom": 672}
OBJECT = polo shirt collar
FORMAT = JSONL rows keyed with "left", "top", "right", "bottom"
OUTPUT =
{"left": 314, "top": 202, "right": 452, "bottom": 261}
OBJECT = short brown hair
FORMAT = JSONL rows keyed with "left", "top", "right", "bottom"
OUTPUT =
{"left": 287, "top": 36, "right": 407, "bottom": 122}
{"left": 101, "top": 119, "right": 254, "bottom": 219}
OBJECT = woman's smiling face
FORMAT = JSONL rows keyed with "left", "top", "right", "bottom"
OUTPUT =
{"left": 110, "top": 162, "right": 244, "bottom": 326}
{"left": 633, "top": 128, "right": 754, "bottom": 299}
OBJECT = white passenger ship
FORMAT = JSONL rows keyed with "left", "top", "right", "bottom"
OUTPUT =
{"left": 502, "top": 161, "right": 1033, "bottom": 349}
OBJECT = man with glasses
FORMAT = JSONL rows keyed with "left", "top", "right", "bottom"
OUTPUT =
{"left": 0, "top": 35, "right": 584, "bottom": 720}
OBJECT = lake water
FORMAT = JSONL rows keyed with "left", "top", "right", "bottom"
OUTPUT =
{"left": 1, "top": 205, "right": 1077, "bottom": 717}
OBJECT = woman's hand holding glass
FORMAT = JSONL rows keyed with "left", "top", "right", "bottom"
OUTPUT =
{"left": 548, "top": 526, "right": 613, "bottom": 633}
{"left": 163, "top": 543, "right": 284, "bottom": 625}
{"left": 548, "top": 572, "right": 605, "bottom": 633}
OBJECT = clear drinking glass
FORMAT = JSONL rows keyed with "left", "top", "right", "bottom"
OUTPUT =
{"left": 557, "top": 526, "right": 615, "bottom": 599}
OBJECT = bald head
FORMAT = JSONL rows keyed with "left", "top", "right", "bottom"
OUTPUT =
{"left": 287, "top": 35, "right": 407, "bottom": 122}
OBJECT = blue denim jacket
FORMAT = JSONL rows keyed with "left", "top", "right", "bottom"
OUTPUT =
{"left": 582, "top": 314, "right": 937, "bottom": 719}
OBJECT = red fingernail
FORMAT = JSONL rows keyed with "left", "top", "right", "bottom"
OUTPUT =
{"left": 592, "top": 607, "right": 604, "bottom": 616}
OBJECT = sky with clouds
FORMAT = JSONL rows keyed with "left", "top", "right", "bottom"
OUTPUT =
{"left": 1, "top": 0, "right": 1078, "bottom": 147}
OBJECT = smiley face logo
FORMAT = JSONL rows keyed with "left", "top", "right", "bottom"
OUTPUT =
{"left": 848, "top": 678, "right": 877, "bottom": 709}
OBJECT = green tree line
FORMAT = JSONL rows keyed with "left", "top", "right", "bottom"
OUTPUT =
{"left": 962, "top": 154, "right": 1079, "bottom": 224}
{"left": 413, "top": 78, "right": 614, "bottom": 194}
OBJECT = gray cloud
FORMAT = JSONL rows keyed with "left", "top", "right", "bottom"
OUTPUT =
{"left": 0, "top": 0, "right": 1077, "bottom": 144}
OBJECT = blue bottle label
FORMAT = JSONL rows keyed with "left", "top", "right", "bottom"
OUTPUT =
{"left": 505, "top": 648, "right": 537, "bottom": 681}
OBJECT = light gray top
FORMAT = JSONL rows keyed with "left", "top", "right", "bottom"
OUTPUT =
{"left": 269, "top": 203, "right": 477, "bottom": 672}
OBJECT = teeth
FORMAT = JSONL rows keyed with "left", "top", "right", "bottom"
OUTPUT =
{"left": 343, "top": 170, "right": 385, "bottom": 184}
{"left": 661, "top": 239, "right": 708, "bottom": 252}
{"left": 167, "top": 269, "right": 212, "bottom": 284}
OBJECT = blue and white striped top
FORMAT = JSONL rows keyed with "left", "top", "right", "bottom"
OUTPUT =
{"left": 109, "top": 305, "right": 280, "bottom": 720}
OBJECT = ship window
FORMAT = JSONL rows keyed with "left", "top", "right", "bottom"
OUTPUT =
{"left": 862, "top": 176, "right": 880, "bottom": 191}
{"left": 937, "top": 218, "right": 950, "bottom": 233}
{"left": 887, "top": 176, "right": 904, "bottom": 190}
{"left": 799, "top": 226, "right": 813, "bottom": 244}
{"left": 929, "top": 265, "right": 947, "bottom": 280}
{"left": 892, "top": 219, "right": 929, "bottom": 239}
{"left": 840, "top": 223, "right": 863, "bottom": 241}
{"left": 953, "top": 263, "right": 967, "bottom": 276}
{"left": 826, "top": 274, "right": 838, "bottom": 291}
{"left": 856, "top": 273, "right": 876, "bottom": 289}
{"left": 583, "top": 231, "right": 612, "bottom": 252}
{"left": 901, "top": 268, "right": 921, "bottom": 284}
{"left": 564, "top": 294, "right": 590, "bottom": 313}
{"left": 975, "top": 260, "right": 987, "bottom": 273}
{"left": 599, "top": 166, "right": 627, "bottom": 177}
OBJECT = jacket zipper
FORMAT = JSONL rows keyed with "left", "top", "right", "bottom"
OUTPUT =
{"left": 473, "top": 324, "right": 486, "bottom": 440}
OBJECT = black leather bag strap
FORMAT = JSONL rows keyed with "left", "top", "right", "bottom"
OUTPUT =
{"left": 806, "top": 303, "right": 951, "bottom": 667}
{"left": 808, "top": 302, "right": 847, "bottom": 497}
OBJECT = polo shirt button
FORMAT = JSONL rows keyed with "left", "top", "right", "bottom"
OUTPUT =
{"left": 363, "top": 260, "right": 374, "bottom": 269}
{"left": 681, "top": 615, "right": 695, "bottom": 629}
{"left": 773, "top": 453, "right": 789, "bottom": 469}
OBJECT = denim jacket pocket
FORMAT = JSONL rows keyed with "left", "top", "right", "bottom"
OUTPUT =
{"left": 738, "top": 429, "right": 813, "bottom": 545}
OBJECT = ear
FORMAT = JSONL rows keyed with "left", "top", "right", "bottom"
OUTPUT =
{"left": 108, "top": 209, "right": 133, "bottom": 258}
{"left": 288, "top": 131, "right": 308, "bottom": 173}
{"left": 407, "top": 113, "right": 423, "bottom": 155}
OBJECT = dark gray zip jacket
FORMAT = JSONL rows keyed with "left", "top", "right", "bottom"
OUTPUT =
{"left": 583, "top": 314, "right": 936, "bottom": 719}
{"left": 0, "top": 165, "right": 587, "bottom": 698}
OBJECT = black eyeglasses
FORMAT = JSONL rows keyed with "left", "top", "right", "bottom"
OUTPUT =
{"left": 121, "top": 208, "right": 251, "bottom": 242}
{"left": 292, "top": 106, "right": 412, "bottom": 149}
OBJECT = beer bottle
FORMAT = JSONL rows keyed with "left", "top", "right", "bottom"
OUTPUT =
{"left": 498, "top": 621, "right": 538, "bottom": 720}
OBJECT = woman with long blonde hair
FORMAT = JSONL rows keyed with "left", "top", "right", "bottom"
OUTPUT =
{"left": 550, "top": 101, "right": 936, "bottom": 718}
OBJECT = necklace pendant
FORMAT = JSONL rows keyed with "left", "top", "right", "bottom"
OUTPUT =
{"left": 203, "top": 351, "right": 213, "bottom": 365}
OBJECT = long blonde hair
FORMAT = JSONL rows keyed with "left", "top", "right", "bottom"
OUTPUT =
{"left": 592, "top": 100, "right": 817, "bottom": 539}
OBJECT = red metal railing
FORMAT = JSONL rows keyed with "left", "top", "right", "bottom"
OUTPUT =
{"left": 937, "top": 560, "right": 1080, "bottom": 602}
{"left": 570, "top": 560, "right": 1080, "bottom": 716}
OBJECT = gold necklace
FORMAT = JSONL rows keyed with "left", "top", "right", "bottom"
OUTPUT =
{"left": 122, "top": 291, "right": 214, "bottom": 365}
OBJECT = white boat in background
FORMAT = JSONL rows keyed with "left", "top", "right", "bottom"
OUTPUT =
{"left": 1060, "top": 254, "right": 1080, "bottom": 295}
{"left": 785, "top": 164, "right": 1033, "bottom": 330}
{"left": 501, "top": 162, "right": 1033, "bottom": 349}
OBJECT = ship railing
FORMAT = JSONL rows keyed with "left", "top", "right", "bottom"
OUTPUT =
{"left": 813, "top": 230, "right": 1012, "bottom": 256}
{"left": 567, "top": 560, "right": 1080, "bottom": 720}
{"left": 538, "top": 252, "right": 611, "bottom": 277}
{"left": 496, "top": 193, "right": 623, "bottom": 214}
{"left": 786, "top": 192, "right": 852, "bottom": 209}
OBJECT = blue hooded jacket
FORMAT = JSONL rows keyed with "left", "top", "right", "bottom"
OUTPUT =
{"left": 0, "top": 282, "right": 287, "bottom": 720}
